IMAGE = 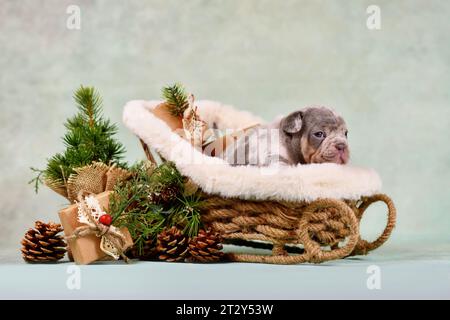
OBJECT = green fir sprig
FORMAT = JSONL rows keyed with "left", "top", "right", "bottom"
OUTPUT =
{"left": 30, "top": 86, "right": 126, "bottom": 192}
{"left": 171, "top": 195, "right": 203, "bottom": 238}
{"left": 161, "top": 83, "right": 189, "bottom": 116}
{"left": 110, "top": 161, "right": 204, "bottom": 254}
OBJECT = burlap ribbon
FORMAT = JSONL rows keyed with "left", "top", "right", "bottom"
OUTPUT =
{"left": 45, "top": 162, "right": 131, "bottom": 203}
{"left": 66, "top": 194, "right": 129, "bottom": 263}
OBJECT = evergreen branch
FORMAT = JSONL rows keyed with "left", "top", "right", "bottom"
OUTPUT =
{"left": 74, "top": 85, "right": 102, "bottom": 127}
{"left": 169, "top": 195, "right": 203, "bottom": 238}
{"left": 162, "top": 83, "right": 189, "bottom": 116}
{"left": 32, "top": 85, "right": 127, "bottom": 193}
{"left": 110, "top": 162, "right": 168, "bottom": 254}
{"left": 29, "top": 167, "right": 45, "bottom": 193}
{"left": 181, "top": 195, "right": 203, "bottom": 238}
{"left": 149, "top": 161, "right": 183, "bottom": 188}
{"left": 110, "top": 161, "right": 204, "bottom": 254}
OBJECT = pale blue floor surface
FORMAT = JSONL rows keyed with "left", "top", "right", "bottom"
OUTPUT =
{"left": 1, "top": 244, "right": 449, "bottom": 300}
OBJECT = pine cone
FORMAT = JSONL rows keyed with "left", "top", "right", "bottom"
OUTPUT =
{"left": 187, "top": 229, "right": 224, "bottom": 263}
{"left": 128, "top": 237, "right": 156, "bottom": 260}
{"left": 21, "top": 221, "right": 67, "bottom": 263}
{"left": 149, "top": 185, "right": 179, "bottom": 205}
{"left": 156, "top": 227, "right": 189, "bottom": 262}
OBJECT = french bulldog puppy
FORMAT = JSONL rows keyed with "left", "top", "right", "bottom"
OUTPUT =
{"left": 224, "top": 106, "right": 350, "bottom": 166}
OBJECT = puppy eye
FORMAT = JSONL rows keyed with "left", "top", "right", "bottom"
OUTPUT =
{"left": 345, "top": 131, "right": 348, "bottom": 138}
{"left": 314, "top": 131, "right": 325, "bottom": 138}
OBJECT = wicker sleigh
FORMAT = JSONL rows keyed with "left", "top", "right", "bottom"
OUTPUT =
{"left": 123, "top": 100, "right": 396, "bottom": 264}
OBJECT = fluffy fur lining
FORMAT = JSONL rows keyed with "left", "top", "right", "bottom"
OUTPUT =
{"left": 123, "top": 100, "right": 382, "bottom": 201}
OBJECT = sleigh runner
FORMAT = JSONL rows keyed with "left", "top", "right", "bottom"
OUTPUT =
{"left": 123, "top": 99, "right": 396, "bottom": 264}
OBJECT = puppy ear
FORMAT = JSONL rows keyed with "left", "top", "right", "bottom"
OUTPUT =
{"left": 282, "top": 111, "right": 303, "bottom": 134}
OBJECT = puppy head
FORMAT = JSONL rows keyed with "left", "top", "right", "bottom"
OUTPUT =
{"left": 281, "top": 106, "right": 350, "bottom": 165}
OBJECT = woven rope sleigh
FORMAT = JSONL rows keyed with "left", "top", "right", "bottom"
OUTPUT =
{"left": 123, "top": 100, "right": 396, "bottom": 264}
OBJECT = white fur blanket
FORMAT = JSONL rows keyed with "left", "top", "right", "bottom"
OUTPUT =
{"left": 123, "top": 100, "right": 382, "bottom": 202}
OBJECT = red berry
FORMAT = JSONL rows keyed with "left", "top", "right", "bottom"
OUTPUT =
{"left": 99, "top": 214, "right": 112, "bottom": 226}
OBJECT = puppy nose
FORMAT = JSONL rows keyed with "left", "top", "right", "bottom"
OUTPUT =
{"left": 335, "top": 143, "right": 347, "bottom": 151}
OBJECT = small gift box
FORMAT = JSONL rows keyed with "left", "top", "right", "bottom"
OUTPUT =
{"left": 58, "top": 191, "right": 133, "bottom": 265}
{"left": 153, "top": 102, "right": 183, "bottom": 131}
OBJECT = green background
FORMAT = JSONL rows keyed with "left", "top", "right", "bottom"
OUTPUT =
{"left": 1, "top": 0, "right": 449, "bottom": 251}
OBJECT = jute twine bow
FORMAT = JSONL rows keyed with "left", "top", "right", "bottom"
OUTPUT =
{"left": 65, "top": 194, "right": 129, "bottom": 263}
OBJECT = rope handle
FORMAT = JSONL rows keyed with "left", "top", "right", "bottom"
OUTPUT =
{"left": 351, "top": 193, "right": 396, "bottom": 256}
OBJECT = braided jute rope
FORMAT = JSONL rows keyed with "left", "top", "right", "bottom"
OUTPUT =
{"left": 350, "top": 194, "right": 396, "bottom": 256}
{"left": 200, "top": 194, "right": 396, "bottom": 264}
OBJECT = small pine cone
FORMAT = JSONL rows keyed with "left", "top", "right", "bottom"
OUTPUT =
{"left": 148, "top": 185, "right": 179, "bottom": 205}
{"left": 128, "top": 238, "right": 156, "bottom": 260}
{"left": 21, "top": 221, "right": 67, "bottom": 263}
{"left": 187, "top": 229, "right": 224, "bottom": 263}
{"left": 156, "top": 227, "right": 189, "bottom": 262}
